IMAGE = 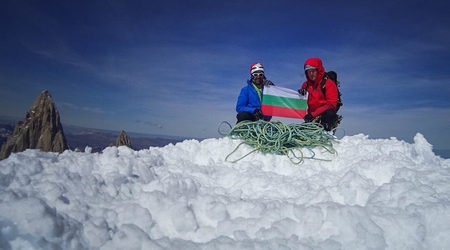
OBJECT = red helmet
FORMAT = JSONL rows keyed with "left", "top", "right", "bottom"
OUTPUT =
{"left": 250, "top": 62, "right": 264, "bottom": 74}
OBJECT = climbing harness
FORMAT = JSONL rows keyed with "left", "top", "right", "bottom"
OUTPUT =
{"left": 226, "top": 120, "right": 337, "bottom": 164}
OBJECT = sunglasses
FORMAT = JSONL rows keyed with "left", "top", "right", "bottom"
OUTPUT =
{"left": 252, "top": 73, "right": 264, "bottom": 77}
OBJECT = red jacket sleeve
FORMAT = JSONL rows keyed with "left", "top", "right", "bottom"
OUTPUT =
{"left": 301, "top": 81, "right": 307, "bottom": 90}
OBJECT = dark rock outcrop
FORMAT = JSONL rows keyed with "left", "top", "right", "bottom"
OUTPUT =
{"left": 115, "top": 130, "right": 131, "bottom": 148}
{"left": 0, "top": 90, "right": 68, "bottom": 160}
{"left": 0, "top": 124, "right": 14, "bottom": 147}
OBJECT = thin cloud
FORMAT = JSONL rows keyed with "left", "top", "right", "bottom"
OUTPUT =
{"left": 60, "top": 102, "right": 110, "bottom": 115}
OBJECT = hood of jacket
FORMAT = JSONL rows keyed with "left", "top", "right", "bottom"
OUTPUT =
{"left": 304, "top": 58, "right": 325, "bottom": 85}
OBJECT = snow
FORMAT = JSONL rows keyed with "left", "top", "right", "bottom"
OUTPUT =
{"left": 1, "top": 132, "right": 450, "bottom": 249}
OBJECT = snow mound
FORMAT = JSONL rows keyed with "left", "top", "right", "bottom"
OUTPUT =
{"left": 1, "top": 133, "right": 449, "bottom": 249}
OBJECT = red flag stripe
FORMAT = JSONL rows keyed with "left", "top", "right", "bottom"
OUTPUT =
{"left": 261, "top": 105, "right": 306, "bottom": 119}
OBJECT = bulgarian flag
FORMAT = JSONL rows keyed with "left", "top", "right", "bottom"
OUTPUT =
{"left": 261, "top": 85, "right": 307, "bottom": 119}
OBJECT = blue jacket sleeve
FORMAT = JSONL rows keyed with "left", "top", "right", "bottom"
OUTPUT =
{"left": 236, "top": 86, "right": 258, "bottom": 113}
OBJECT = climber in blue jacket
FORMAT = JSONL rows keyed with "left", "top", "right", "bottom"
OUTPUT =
{"left": 235, "top": 62, "right": 274, "bottom": 123}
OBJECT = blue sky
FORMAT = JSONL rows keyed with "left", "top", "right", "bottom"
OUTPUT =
{"left": 1, "top": 0, "right": 449, "bottom": 150}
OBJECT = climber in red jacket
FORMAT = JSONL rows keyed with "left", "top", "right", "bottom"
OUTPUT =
{"left": 298, "top": 58, "right": 341, "bottom": 131}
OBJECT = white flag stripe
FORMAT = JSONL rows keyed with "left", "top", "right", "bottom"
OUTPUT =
{"left": 263, "top": 85, "right": 306, "bottom": 100}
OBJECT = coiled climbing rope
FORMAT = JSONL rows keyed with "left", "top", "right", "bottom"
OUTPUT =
{"left": 225, "top": 120, "right": 337, "bottom": 164}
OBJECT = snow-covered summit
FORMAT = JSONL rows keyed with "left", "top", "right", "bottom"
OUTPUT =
{"left": 0, "top": 133, "right": 449, "bottom": 249}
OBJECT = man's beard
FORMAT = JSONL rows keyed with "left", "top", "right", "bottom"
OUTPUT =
{"left": 253, "top": 78, "right": 263, "bottom": 87}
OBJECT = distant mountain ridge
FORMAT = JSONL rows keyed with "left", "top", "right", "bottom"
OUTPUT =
{"left": 63, "top": 124, "right": 189, "bottom": 152}
{"left": 0, "top": 121, "right": 189, "bottom": 153}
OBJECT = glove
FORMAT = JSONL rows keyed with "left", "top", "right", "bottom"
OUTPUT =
{"left": 263, "top": 79, "right": 274, "bottom": 86}
{"left": 253, "top": 109, "right": 264, "bottom": 120}
{"left": 298, "top": 88, "right": 307, "bottom": 96}
{"left": 304, "top": 114, "right": 314, "bottom": 123}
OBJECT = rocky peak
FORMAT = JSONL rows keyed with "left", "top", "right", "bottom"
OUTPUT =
{"left": 0, "top": 90, "right": 68, "bottom": 160}
{"left": 115, "top": 130, "right": 131, "bottom": 148}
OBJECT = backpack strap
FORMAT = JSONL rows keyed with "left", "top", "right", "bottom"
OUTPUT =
{"left": 320, "top": 75, "right": 328, "bottom": 95}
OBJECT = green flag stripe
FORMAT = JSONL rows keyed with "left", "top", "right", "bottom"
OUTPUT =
{"left": 262, "top": 95, "right": 307, "bottom": 110}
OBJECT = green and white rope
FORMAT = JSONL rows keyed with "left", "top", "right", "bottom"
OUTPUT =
{"left": 226, "top": 120, "right": 337, "bottom": 164}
